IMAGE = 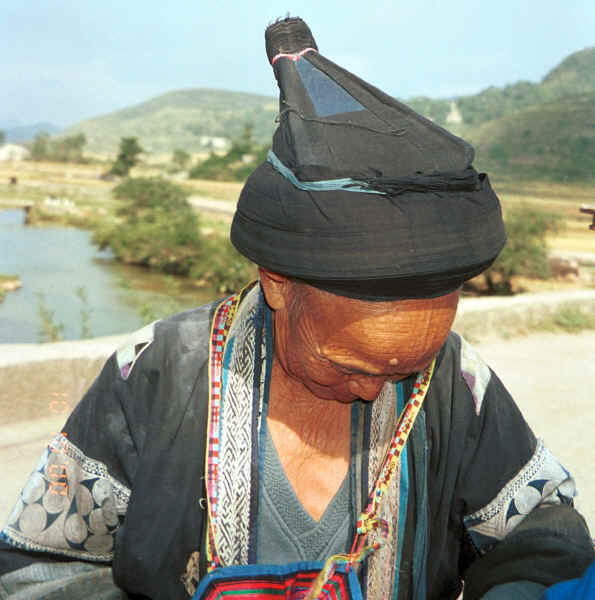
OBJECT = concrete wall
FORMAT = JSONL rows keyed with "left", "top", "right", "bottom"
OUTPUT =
{"left": 3, "top": 290, "right": 595, "bottom": 425}
{"left": 1, "top": 291, "right": 594, "bottom": 529}
{"left": 0, "top": 335, "right": 128, "bottom": 425}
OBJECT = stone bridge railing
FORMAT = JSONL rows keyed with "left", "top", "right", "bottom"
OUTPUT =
{"left": 2, "top": 290, "right": 595, "bottom": 422}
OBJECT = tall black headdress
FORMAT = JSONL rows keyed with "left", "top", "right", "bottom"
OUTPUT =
{"left": 231, "top": 17, "right": 506, "bottom": 300}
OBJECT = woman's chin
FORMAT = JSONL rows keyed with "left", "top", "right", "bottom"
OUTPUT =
{"left": 307, "top": 384, "right": 359, "bottom": 403}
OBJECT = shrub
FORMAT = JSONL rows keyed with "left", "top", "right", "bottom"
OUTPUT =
{"left": 93, "top": 177, "right": 201, "bottom": 273}
{"left": 189, "top": 123, "right": 270, "bottom": 181}
{"left": 481, "top": 204, "right": 562, "bottom": 294}
{"left": 29, "top": 133, "right": 87, "bottom": 163}
{"left": 171, "top": 148, "right": 191, "bottom": 172}
{"left": 190, "top": 237, "right": 257, "bottom": 294}
{"left": 30, "top": 132, "right": 50, "bottom": 161}
{"left": 552, "top": 305, "right": 595, "bottom": 333}
{"left": 93, "top": 177, "right": 256, "bottom": 291}
{"left": 51, "top": 134, "right": 87, "bottom": 162}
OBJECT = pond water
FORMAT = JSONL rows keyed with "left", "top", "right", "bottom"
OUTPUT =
{"left": 0, "top": 209, "right": 219, "bottom": 343}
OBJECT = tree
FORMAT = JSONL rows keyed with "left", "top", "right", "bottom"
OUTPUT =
{"left": 188, "top": 122, "right": 269, "bottom": 182}
{"left": 93, "top": 177, "right": 200, "bottom": 274}
{"left": 52, "top": 133, "right": 86, "bottom": 162}
{"left": 481, "top": 205, "right": 562, "bottom": 294}
{"left": 109, "top": 137, "right": 144, "bottom": 176}
{"left": 0, "top": 130, "right": 5, "bottom": 145}
{"left": 239, "top": 122, "right": 254, "bottom": 147}
{"left": 171, "top": 149, "right": 190, "bottom": 171}
{"left": 112, "top": 177, "right": 194, "bottom": 222}
{"left": 92, "top": 177, "right": 256, "bottom": 289}
{"left": 30, "top": 132, "right": 50, "bottom": 161}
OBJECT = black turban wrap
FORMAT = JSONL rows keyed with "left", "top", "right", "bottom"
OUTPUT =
{"left": 230, "top": 17, "right": 506, "bottom": 300}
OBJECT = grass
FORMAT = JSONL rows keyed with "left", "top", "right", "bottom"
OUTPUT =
{"left": 36, "top": 292, "right": 65, "bottom": 342}
{"left": 184, "top": 178, "right": 243, "bottom": 202}
{"left": 0, "top": 160, "right": 117, "bottom": 225}
{"left": 0, "top": 184, "right": 46, "bottom": 205}
{"left": 3, "top": 160, "right": 595, "bottom": 342}
{"left": 492, "top": 179, "right": 595, "bottom": 256}
{"left": 543, "top": 304, "right": 595, "bottom": 333}
{"left": 455, "top": 301, "right": 595, "bottom": 343}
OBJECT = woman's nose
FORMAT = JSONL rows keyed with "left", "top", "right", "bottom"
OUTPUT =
{"left": 347, "top": 376, "right": 386, "bottom": 401}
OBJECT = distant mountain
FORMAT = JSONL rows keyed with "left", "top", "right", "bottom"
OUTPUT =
{"left": 61, "top": 89, "right": 278, "bottom": 154}
{"left": 2, "top": 122, "right": 62, "bottom": 143}
{"left": 57, "top": 46, "right": 594, "bottom": 181}
{"left": 469, "top": 93, "right": 595, "bottom": 182}
{"left": 542, "top": 46, "right": 595, "bottom": 96}
{"left": 455, "top": 46, "right": 595, "bottom": 130}
{"left": 0, "top": 119, "right": 22, "bottom": 130}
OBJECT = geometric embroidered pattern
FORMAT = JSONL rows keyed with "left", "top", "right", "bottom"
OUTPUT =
{"left": 1, "top": 434, "right": 130, "bottom": 562}
{"left": 463, "top": 439, "right": 576, "bottom": 553}
{"left": 358, "top": 362, "right": 434, "bottom": 538}
{"left": 206, "top": 285, "right": 264, "bottom": 570}
{"left": 365, "top": 382, "right": 399, "bottom": 600}
{"left": 202, "top": 284, "right": 434, "bottom": 600}
{"left": 313, "top": 362, "right": 435, "bottom": 600}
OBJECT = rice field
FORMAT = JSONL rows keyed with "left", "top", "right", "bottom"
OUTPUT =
{"left": 1, "top": 161, "right": 594, "bottom": 256}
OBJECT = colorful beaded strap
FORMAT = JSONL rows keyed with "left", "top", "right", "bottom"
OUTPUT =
{"left": 304, "top": 361, "right": 435, "bottom": 600}
{"left": 205, "top": 290, "right": 244, "bottom": 570}
{"left": 205, "top": 289, "right": 435, "bottom": 597}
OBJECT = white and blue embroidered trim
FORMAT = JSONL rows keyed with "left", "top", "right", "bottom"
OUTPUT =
{"left": 1, "top": 434, "right": 130, "bottom": 562}
{"left": 463, "top": 439, "right": 576, "bottom": 553}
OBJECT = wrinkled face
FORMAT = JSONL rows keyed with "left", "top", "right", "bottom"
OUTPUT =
{"left": 272, "top": 283, "right": 459, "bottom": 403}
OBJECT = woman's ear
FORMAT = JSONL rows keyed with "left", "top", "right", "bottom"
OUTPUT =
{"left": 258, "top": 268, "right": 292, "bottom": 310}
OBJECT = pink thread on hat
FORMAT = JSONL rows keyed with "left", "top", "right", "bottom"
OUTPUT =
{"left": 271, "top": 47, "right": 317, "bottom": 65}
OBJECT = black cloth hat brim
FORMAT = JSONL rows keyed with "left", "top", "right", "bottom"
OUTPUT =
{"left": 231, "top": 162, "right": 506, "bottom": 300}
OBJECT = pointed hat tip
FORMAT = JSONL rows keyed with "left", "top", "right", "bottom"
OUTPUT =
{"left": 265, "top": 17, "right": 318, "bottom": 65}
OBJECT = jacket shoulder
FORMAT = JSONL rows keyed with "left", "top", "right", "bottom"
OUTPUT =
{"left": 115, "top": 300, "right": 219, "bottom": 380}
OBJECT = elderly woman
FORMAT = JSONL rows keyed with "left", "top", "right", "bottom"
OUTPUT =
{"left": 1, "top": 17, "right": 593, "bottom": 600}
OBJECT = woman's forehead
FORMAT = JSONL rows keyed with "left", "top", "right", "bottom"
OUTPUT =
{"left": 300, "top": 284, "right": 459, "bottom": 322}
{"left": 304, "top": 289, "right": 459, "bottom": 365}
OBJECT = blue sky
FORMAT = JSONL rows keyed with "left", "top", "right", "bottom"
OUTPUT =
{"left": 2, "top": 0, "right": 594, "bottom": 127}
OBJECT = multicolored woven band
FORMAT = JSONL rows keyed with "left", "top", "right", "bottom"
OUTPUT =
{"left": 204, "top": 289, "right": 435, "bottom": 598}
{"left": 357, "top": 361, "right": 434, "bottom": 537}
{"left": 195, "top": 562, "right": 362, "bottom": 600}
{"left": 303, "top": 362, "right": 435, "bottom": 599}
{"left": 205, "top": 291, "right": 243, "bottom": 570}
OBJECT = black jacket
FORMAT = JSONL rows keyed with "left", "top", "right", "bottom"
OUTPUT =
{"left": 1, "top": 301, "right": 593, "bottom": 599}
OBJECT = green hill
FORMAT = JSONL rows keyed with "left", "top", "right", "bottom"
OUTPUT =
{"left": 58, "top": 46, "right": 595, "bottom": 181}
{"left": 541, "top": 46, "right": 595, "bottom": 97}
{"left": 62, "top": 88, "right": 278, "bottom": 155}
{"left": 455, "top": 47, "right": 595, "bottom": 129}
{"left": 469, "top": 93, "right": 595, "bottom": 182}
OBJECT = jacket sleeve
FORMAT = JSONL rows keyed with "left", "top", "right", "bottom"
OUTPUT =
{"left": 1, "top": 305, "right": 214, "bottom": 600}
{"left": 0, "top": 321, "right": 153, "bottom": 598}
{"left": 424, "top": 333, "right": 594, "bottom": 600}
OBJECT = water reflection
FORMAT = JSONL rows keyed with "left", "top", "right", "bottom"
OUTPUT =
{"left": 0, "top": 209, "right": 219, "bottom": 343}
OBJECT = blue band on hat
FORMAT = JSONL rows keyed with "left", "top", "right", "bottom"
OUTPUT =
{"left": 267, "top": 150, "right": 385, "bottom": 195}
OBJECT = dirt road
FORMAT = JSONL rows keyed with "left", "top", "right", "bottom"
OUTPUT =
{"left": 475, "top": 330, "right": 595, "bottom": 532}
{"left": 1, "top": 330, "right": 594, "bottom": 535}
